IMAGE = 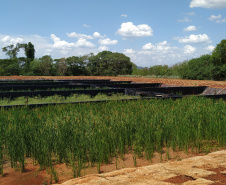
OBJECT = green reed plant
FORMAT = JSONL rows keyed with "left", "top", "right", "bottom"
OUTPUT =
{"left": 0, "top": 96, "right": 225, "bottom": 179}
{"left": 0, "top": 93, "right": 138, "bottom": 106}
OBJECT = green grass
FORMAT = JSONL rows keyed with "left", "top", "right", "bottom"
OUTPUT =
{"left": 0, "top": 93, "right": 139, "bottom": 106}
{"left": 0, "top": 96, "right": 225, "bottom": 180}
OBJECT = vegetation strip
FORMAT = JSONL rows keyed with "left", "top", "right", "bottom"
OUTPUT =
{"left": 0, "top": 97, "right": 225, "bottom": 183}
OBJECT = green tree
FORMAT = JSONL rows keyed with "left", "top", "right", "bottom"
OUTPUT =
{"left": 19, "top": 42, "right": 35, "bottom": 73}
{"left": 38, "top": 55, "right": 54, "bottom": 76}
{"left": 211, "top": 39, "right": 226, "bottom": 80}
{"left": 24, "top": 42, "right": 35, "bottom": 61}
{"left": 87, "top": 51, "right": 133, "bottom": 76}
{"left": 54, "top": 58, "right": 68, "bottom": 76}
{"left": 0, "top": 59, "right": 21, "bottom": 75}
{"left": 2, "top": 43, "right": 21, "bottom": 59}
{"left": 65, "top": 56, "right": 88, "bottom": 76}
{"left": 149, "top": 65, "right": 170, "bottom": 76}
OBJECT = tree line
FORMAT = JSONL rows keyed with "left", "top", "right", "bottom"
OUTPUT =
{"left": 1, "top": 39, "right": 225, "bottom": 80}
{"left": 0, "top": 44, "right": 133, "bottom": 76}
{"left": 132, "top": 39, "right": 226, "bottom": 81}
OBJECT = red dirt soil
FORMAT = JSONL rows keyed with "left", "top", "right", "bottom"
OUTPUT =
{"left": 0, "top": 76, "right": 226, "bottom": 89}
{"left": 1, "top": 149, "right": 226, "bottom": 185}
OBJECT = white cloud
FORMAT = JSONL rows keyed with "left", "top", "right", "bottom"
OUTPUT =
{"left": 121, "top": 14, "right": 128, "bottom": 18}
{"left": 142, "top": 43, "right": 156, "bottom": 50}
{"left": 184, "top": 26, "right": 197, "bottom": 32}
{"left": 98, "top": 38, "right": 118, "bottom": 45}
{"left": 1, "top": 36, "right": 10, "bottom": 42}
{"left": 51, "top": 34, "right": 75, "bottom": 49}
{"left": 190, "top": 0, "right": 226, "bottom": 9}
{"left": 117, "top": 22, "right": 153, "bottom": 38}
{"left": 208, "top": 14, "right": 226, "bottom": 23}
{"left": 98, "top": 45, "right": 109, "bottom": 51}
{"left": 142, "top": 41, "right": 176, "bottom": 54}
{"left": 0, "top": 33, "right": 216, "bottom": 67}
{"left": 216, "top": 18, "right": 226, "bottom": 23}
{"left": 67, "top": 32, "right": 93, "bottom": 40}
{"left": 176, "top": 34, "right": 211, "bottom": 44}
{"left": 67, "top": 32, "right": 104, "bottom": 40}
{"left": 209, "top": 14, "right": 221, "bottom": 21}
{"left": 184, "top": 45, "right": 196, "bottom": 54}
{"left": 75, "top": 38, "right": 95, "bottom": 48}
{"left": 0, "top": 34, "right": 99, "bottom": 59}
{"left": 205, "top": 45, "right": 215, "bottom": 52}
{"left": 93, "top": 32, "right": 103, "bottom": 38}
{"left": 1, "top": 36, "right": 23, "bottom": 45}
{"left": 50, "top": 34, "right": 95, "bottom": 55}
{"left": 124, "top": 49, "right": 135, "bottom": 54}
{"left": 156, "top": 41, "right": 173, "bottom": 53}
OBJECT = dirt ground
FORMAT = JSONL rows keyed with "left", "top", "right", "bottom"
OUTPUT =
{"left": 0, "top": 76, "right": 226, "bottom": 89}
{"left": 1, "top": 149, "right": 225, "bottom": 185}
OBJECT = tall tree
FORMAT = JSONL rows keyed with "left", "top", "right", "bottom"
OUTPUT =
{"left": 39, "top": 55, "right": 53, "bottom": 76}
{"left": 211, "top": 39, "right": 226, "bottom": 81}
{"left": 24, "top": 42, "right": 35, "bottom": 61}
{"left": 55, "top": 58, "right": 68, "bottom": 76}
{"left": 2, "top": 43, "right": 21, "bottom": 59}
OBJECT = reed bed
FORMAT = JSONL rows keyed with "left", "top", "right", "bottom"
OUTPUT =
{"left": 0, "top": 96, "right": 225, "bottom": 182}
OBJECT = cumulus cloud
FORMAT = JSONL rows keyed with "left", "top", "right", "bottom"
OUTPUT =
{"left": 98, "top": 38, "right": 118, "bottom": 45}
{"left": 184, "top": 45, "right": 196, "bottom": 54}
{"left": 142, "top": 41, "right": 177, "bottom": 54}
{"left": 0, "top": 34, "right": 99, "bottom": 59}
{"left": 1, "top": 36, "right": 23, "bottom": 45}
{"left": 208, "top": 14, "right": 226, "bottom": 23}
{"left": 75, "top": 38, "right": 95, "bottom": 48}
{"left": 142, "top": 43, "right": 156, "bottom": 50}
{"left": 66, "top": 32, "right": 93, "bottom": 40}
{"left": 51, "top": 34, "right": 75, "bottom": 49}
{"left": 209, "top": 14, "right": 221, "bottom": 21}
{"left": 124, "top": 49, "right": 135, "bottom": 54}
{"left": 50, "top": 34, "right": 95, "bottom": 55}
{"left": 117, "top": 22, "right": 153, "bottom": 38}
{"left": 98, "top": 45, "right": 109, "bottom": 51}
{"left": 1, "top": 36, "right": 10, "bottom": 42}
{"left": 176, "top": 34, "right": 211, "bottom": 44}
{"left": 190, "top": 0, "right": 226, "bottom": 9}
{"left": 205, "top": 45, "right": 215, "bottom": 52}
{"left": 184, "top": 26, "right": 197, "bottom": 32}
{"left": 93, "top": 32, "right": 103, "bottom": 38}
{"left": 67, "top": 32, "right": 104, "bottom": 40}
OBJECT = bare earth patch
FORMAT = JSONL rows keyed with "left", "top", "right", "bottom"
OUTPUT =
{"left": 53, "top": 150, "right": 226, "bottom": 185}
{"left": 1, "top": 149, "right": 226, "bottom": 185}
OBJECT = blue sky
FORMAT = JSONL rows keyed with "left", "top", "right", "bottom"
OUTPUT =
{"left": 0, "top": 0, "right": 226, "bottom": 67}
